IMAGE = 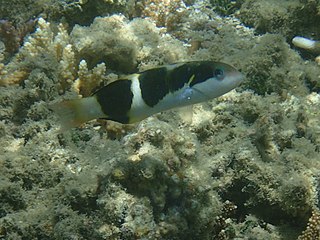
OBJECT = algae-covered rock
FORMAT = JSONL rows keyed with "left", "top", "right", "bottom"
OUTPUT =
{"left": 70, "top": 15, "right": 187, "bottom": 72}
{"left": 240, "top": 0, "right": 320, "bottom": 39}
{"left": 241, "top": 34, "right": 314, "bottom": 96}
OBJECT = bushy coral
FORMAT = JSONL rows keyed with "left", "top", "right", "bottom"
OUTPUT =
{"left": 70, "top": 15, "right": 187, "bottom": 72}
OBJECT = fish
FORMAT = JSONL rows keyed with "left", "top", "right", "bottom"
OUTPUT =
{"left": 51, "top": 61, "right": 244, "bottom": 129}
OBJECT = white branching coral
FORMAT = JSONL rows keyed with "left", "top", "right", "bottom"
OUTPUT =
{"left": 0, "top": 15, "right": 187, "bottom": 95}
{"left": 0, "top": 18, "right": 77, "bottom": 87}
{"left": 0, "top": 17, "right": 108, "bottom": 93}
{"left": 59, "top": 44, "right": 76, "bottom": 85}
{"left": 0, "top": 39, "right": 28, "bottom": 86}
{"left": 23, "top": 18, "right": 77, "bottom": 88}
{"left": 22, "top": 18, "right": 55, "bottom": 57}
{"left": 74, "top": 60, "right": 106, "bottom": 96}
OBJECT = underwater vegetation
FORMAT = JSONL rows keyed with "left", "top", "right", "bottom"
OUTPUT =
{"left": 0, "top": 0, "right": 320, "bottom": 239}
{"left": 210, "top": 0, "right": 245, "bottom": 16}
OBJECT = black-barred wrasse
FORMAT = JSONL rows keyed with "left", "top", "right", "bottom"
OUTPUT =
{"left": 51, "top": 61, "right": 244, "bottom": 128}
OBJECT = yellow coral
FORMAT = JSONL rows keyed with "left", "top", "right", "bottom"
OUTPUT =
{"left": 135, "top": 0, "right": 186, "bottom": 28}
{"left": 58, "top": 44, "right": 76, "bottom": 91}
{"left": 0, "top": 70, "right": 29, "bottom": 86}
{"left": 0, "top": 18, "right": 76, "bottom": 87}
{"left": 22, "top": 18, "right": 54, "bottom": 57}
{"left": 73, "top": 60, "right": 106, "bottom": 96}
{"left": 298, "top": 209, "right": 320, "bottom": 240}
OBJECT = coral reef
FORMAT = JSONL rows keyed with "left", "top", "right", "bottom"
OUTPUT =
{"left": 70, "top": 15, "right": 187, "bottom": 72}
{"left": 298, "top": 209, "right": 320, "bottom": 240}
{"left": 133, "top": 0, "right": 187, "bottom": 28}
{"left": 0, "top": 19, "right": 37, "bottom": 58}
{"left": 240, "top": 0, "right": 320, "bottom": 39}
{"left": 0, "top": 17, "right": 74, "bottom": 88}
{"left": 210, "top": 0, "right": 245, "bottom": 16}
{"left": 292, "top": 36, "right": 320, "bottom": 65}
{"left": 1, "top": 0, "right": 320, "bottom": 239}
{"left": 0, "top": 0, "right": 124, "bottom": 26}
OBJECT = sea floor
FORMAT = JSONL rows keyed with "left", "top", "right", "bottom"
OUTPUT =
{"left": 1, "top": 0, "right": 320, "bottom": 239}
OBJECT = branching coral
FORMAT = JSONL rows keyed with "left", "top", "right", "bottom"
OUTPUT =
{"left": 0, "top": 17, "right": 107, "bottom": 94}
{"left": 74, "top": 60, "right": 106, "bottom": 96}
{"left": 0, "top": 18, "right": 75, "bottom": 87}
{"left": 22, "top": 18, "right": 76, "bottom": 86}
{"left": 134, "top": 0, "right": 187, "bottom": 31}
{"left": 0, "top": 14, "right": 188, "bottom": 96}
{"left": 1, "top": 3, "right": 320, "bottom": 239}
{"left": 0, "top": 19, "right": 36, "bottom": 57}
{"left": 298, "top": 209, "right": 320, "bottom": 240}
{"left": 0, "top": 19, "right": 37, "bottom": 86}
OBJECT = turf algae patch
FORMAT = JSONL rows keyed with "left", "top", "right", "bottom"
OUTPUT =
{"left": 240, "top": 0, "right": 320, "bottom": 39}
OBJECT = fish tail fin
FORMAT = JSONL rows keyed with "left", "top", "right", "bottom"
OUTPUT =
{"left": 50, "top": 97, "right": 105, "bottom": 130}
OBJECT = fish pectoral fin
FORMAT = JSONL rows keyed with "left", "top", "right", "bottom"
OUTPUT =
{"left": 177, "top": 105, "right": 193, "bottom": 125}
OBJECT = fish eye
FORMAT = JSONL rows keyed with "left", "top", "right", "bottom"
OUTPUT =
{"left": 214, "top": 68, "right": 224, "bottom": 80}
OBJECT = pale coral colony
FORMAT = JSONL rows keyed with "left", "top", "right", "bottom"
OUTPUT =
{"left": 1, "top": 0, "right": 320, "bottom": 240}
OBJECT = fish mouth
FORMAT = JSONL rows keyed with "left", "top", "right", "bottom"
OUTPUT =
{"left": 228, "top": 72, "right": 244, "bottom": 89}
{"left": 238, "top": 72, "right": 245, "bottom": 82}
